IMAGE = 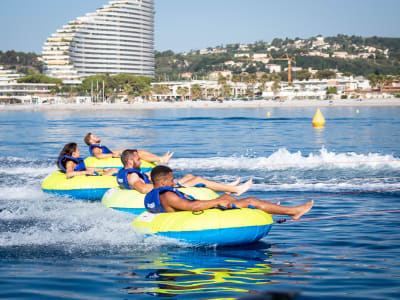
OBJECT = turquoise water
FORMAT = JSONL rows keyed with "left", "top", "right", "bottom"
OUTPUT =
{"left": 0, "top": 107, "right": 399, "bottom": 299}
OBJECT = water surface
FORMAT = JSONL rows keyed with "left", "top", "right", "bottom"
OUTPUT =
{"left": 0, "top": 106, "right": 399, "bottom": 299}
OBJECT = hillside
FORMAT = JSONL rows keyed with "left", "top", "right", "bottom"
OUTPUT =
{"left": 1, "top": 35, "right": 399, "bottom": 81}
{"left": 0, "top": 50, "right": 42, "bottom": 74}
{"left": 155, "top": 34, "right": 400, "bottom": 81}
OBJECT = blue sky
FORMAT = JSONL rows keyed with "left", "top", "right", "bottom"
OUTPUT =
{"left": 0, "top": 0, "right": 399, "bottom": 54}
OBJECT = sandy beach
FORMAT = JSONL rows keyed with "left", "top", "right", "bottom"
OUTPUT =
{"left": 1, "top": 98, "right": 399, "bottom": 111}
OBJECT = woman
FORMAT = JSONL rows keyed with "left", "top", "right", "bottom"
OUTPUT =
{"left": 57, "top": 143, "right": 118, "bottom": 178}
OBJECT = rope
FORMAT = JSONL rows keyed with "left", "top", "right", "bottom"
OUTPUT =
{"left": 268, "top": 187, "right": 400, "bottom": 202}
{"left": 266, "top": 176, "right": 400, "bottom": 186}
{"left": 276, "top": 209, "right": 400, "bottom": 223}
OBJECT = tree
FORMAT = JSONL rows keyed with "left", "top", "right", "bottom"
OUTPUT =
{"left": 245, "top": 64, "right": 257, "bottom": 73}
{"left": 315, "top": 70, "right": 336, "bottom": 80}
{"left": 152, "top": 84, "right": 170, "bottom": 96}
{"left": 260, "top": 73, "right": 269, "bottom": 85}
{"left": 231, "top": 74, "right": 241, "bottom": 83}
{"left": 176, "top": 86, "right": 189, "bottom": 101}
{"left": 294, "top": 69, "right": 311, "bottom": 81}
{"left": 17, "top": 74, "right": 62, "bottom": 85}
{"left": 207, "top": 88, "right": 216, "bottom": 99}
{"left": 191, "top": 84, "right": 202, "bottom": 99}
{"left": 326, "top": 86, "right": 338, "bottom": 95}
{"left": 367, "top": 74, "right": 378, "bottom": 89}
{"left": 222, "top": 84, "right": 232, "bottom": 97}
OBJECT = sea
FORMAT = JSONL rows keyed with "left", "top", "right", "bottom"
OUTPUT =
{"left": 0, "top": 106, "right": 399, "bottom": 299}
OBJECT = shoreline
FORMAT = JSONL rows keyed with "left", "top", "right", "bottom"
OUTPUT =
{"left": 1, "top": 98, "right": 400, "bottom": 111}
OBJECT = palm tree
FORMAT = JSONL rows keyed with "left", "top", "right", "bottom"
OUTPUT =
{"left": 231, "top": 74, "right": 241, "bottom": 83}
{"left": 191, "top": 84, "right": 202, "bottom": 99}
{"left": 249, "top": 73, "right": 258, "bottom": 97}
{"left": 222, "top": 84, "right": 232, "bottom": 98}
{"left": 207, "top": 88, "right": 216, "bottom": 99}
{"left": 176, "top": 86, "right": 189, "bottom": 101}
{"left": 217, "top": 75, "right": 227, "bottom": 97}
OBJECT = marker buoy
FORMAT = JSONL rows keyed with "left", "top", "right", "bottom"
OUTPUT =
{"left": 267, "top": 112, "right": 271, "bottom": 117}
{"left": 312, "top": 108, "right": 325, "bottom": 127}
{"left": 356, "top": 109, "right": 359, "bottom": 114}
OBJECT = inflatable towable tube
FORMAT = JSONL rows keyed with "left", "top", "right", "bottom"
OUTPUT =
{"left": 132, "top": 209, "right": 274, "bottom": 246}
{"left": 84, "top": 157, "right": 157, "bottom": 172}
{"left": 42, "top": 171, "right": 118, "bottom": 200}
{"left": 102, "top": 186, "right": 220, "bottom": 214}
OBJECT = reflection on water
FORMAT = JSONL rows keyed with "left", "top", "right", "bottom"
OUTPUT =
{"left": 119, "top": 243, "right": 306, "bottom": 298}
{"left": 313, "top": 126, "right": 326, "bottom": 145}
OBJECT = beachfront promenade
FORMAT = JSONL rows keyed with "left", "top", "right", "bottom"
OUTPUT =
{"left": 1, "top": 98, "right": 399, "bottom": 111}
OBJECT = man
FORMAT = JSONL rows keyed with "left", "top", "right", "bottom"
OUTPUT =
{"left": 144, "top": 165, "right": 313, "bottom": 220}
{"left": 84, "top": 132, "right": 173, "bottom": 163}
{"left": 117, "top": 149, "right": 252, "bottom": 195}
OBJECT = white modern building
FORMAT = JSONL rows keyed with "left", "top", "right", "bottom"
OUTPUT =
{"left": 0, "top": 66, "right": 58, "bottom": 103}
{"left": 42, "top": 0, "right": 155, "bottom": 85}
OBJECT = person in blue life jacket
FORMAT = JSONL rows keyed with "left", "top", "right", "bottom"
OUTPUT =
{"left": 117, "top": 149, "right": 253, "bottom": 195}
{"left": 57, "top": 143, "right": 119, "bottom": 178}
{"left": 145, "top": 165, "right": 313, "bottom": 219}
{"left": 84, "top": 132, "right": 174, "bottom": 164}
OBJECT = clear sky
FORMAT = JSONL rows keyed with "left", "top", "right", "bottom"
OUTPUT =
{"left": 0, "top": 0, "right": 399, "bottom": 54}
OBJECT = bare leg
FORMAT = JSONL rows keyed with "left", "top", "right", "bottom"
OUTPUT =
{"left": 227, "top": 177, "right": 241, "bottom": 186}
{"left": 137, "top": 150, "right": 174, "bottom": 164}
{"left": 159, "top": 151, "right": 174, "bottom": 164}
{"left": 233, "top": 197, "right": 313, "bottom": 219}
{"left": 177, "top": 174, "right": 252, "bottom": 195}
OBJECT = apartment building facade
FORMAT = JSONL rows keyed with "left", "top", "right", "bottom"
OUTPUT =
{"left": 42, "top": 0, "right": 155, "bottom": 85}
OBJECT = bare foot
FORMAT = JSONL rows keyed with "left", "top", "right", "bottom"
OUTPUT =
{"left": 159, "top": 151, "right": 174, "bottom": 164}
{"left": 291, "top": 200, "right": 313, "bottom": 220}
{"left": 233, "top": 179, "right": 253, "bottom": 196}
{"left": 228, "top": 177, "right": 241, "bottom": 186}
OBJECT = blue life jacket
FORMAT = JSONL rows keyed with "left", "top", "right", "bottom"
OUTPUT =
{"left": 58, "top": 155, "right": 86, "bottom": 173}
{"left": 89, "top": 144, "right": 113, "bottom": 156}
{"left": 144, "top": 187, "right": 195, "bottom": 213}
{"left": 116, "top": 168, "right": 151, "bottom": 189}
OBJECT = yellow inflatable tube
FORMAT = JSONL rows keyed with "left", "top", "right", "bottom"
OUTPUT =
{"left": 102, "top": 186, "right": 219, "bottom": 214}
{"left": 42, "top": 170, "right": 118, "bottom": 200}
{"left": 133, "top": 208, "right": 274, "bottom": 246}
{"left": 84, "top": 157, "right": 157, "bottom": 171}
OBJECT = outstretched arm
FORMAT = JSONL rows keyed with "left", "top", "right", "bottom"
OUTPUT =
{"left": 65, "top": 161, "right": 94, "bottom": 178}
{"left": 160, "top": 192, "right": 233, "bottom": 212}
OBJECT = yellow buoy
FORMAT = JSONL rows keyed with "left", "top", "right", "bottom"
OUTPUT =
{"left": 312, "top": 108, "right": 325, "bottom": 127}
{"left": 267, "top": 112, "right": 271, "bottom": 117}
{"left": 356, "top": 109, "right": 359, "bottom": 114}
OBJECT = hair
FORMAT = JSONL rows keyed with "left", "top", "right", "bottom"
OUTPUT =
{"left": 150, "top": 165, "right": 173, "bottom": 185}
{"left": 121, "top": 149, "right": 138, "bottom": 167}
{"left": 57, "top": 142, "right": 78, "bottom": 170}
{"left": 84, "top": 132, "right": 93, "bottom": 145}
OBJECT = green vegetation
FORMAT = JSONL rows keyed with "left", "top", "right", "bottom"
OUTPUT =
{"left": 2, "top": 34, "right": 400, "bottom": 99}
{"left": 315, "top": 70, "right": 337, "bottom": 80}
{"left": 154, "top": 34, "right": 400, "bottom": 81}
{"left": 326, "top": 87, "right": 338, "bottom": 95}
{"left": 0, "top": 50, "right": 42, "bottom": 74}
{"left": 17, "top": 74, "right": 62, "bottom": 84}
{"left": 73, "top": 73, "right": 152, "bottom": 101}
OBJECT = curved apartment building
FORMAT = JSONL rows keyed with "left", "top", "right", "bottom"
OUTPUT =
{"left": 42, "top": 0, "right": 154, "bottom": 84}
